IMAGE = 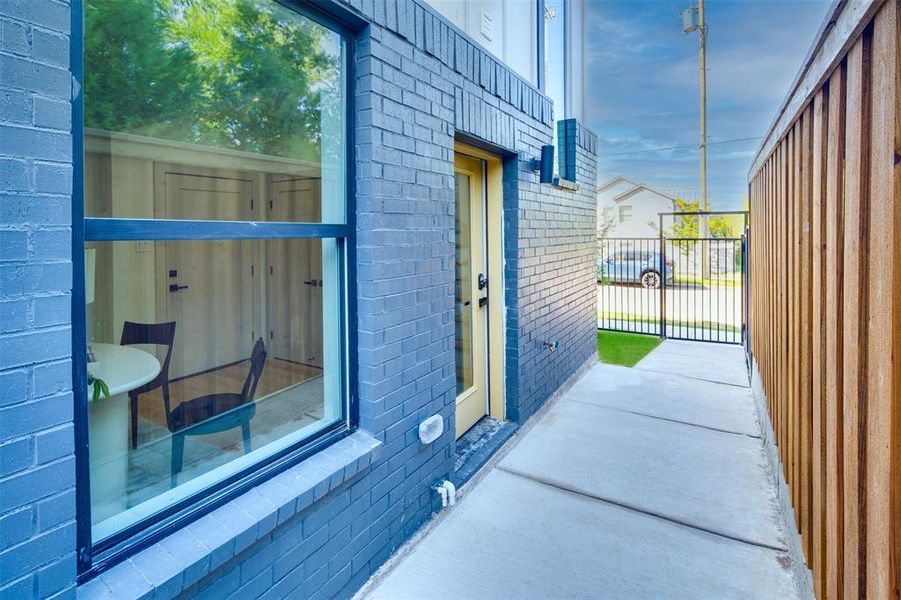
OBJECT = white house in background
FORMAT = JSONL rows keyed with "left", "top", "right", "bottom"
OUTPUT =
{"left": 598, "top": 176, "right": 678, "bottom": 238}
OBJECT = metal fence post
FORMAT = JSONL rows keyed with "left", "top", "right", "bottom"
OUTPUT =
{"left": 659, "top": 213, "right": 667, "bottom": 340}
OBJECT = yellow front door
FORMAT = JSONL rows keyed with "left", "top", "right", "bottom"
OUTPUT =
{"left": 454, "top": 154, "right": 489, "bottom": 437}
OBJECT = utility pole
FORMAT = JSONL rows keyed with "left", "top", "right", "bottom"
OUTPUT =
{"left": 698, "top": 0, "right": 708, "bottom": 212}
{"left": 682, "top": 1, "right": 709, "bottom": 276}
{"left": 682, "top": 2, "right": 708, "bottom": 211}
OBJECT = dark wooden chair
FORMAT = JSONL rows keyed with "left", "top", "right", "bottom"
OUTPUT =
{"left": 120, "top": 321, "right": 177, "bottom": 450}
{"left": 169, "top": 338, "right": 266, "bottom": 487}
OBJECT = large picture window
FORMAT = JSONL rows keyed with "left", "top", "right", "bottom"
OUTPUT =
{"left": 76, "top": 0, "right": 351, "bottom": 566}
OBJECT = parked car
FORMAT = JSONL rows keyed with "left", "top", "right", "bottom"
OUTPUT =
{"left": 601, "top": 251, "right": 674, "bottom": 289}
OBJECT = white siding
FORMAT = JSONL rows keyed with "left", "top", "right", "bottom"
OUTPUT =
{"left": 598, "top": 184, "right": 675, "bottom": 238}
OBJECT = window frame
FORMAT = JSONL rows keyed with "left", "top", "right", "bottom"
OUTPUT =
{"left": 539, "top": 0, "right": 569, "bottom": 117}
{"left": 70, "top": 0, "right": 358, "bottom": 579}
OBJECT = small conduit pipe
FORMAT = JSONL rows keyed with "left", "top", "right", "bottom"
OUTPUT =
{"left": 434, "top": 480, "right": 457, "bottom": 509}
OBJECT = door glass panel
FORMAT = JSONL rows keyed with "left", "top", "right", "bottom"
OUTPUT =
{"left": 455, "top": 173, "right": 474, "bottom": 396}
{"left": 84, "top": 238, "right": 342, "bottom": 542}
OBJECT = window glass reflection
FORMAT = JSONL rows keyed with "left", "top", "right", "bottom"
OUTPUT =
{"left": 83, "top": 0, "right": 348, "bottom": 541}
{"left": 86, "top": 239, "right": 342, "bottom": 540}
{"left": 84, "top": 0, "right": 345, "bottom": 222}
{"left": 454, "top": 173, "right": 474, "bottom": 395}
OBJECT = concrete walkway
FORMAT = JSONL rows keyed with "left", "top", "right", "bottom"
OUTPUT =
{"left": 363, "top": 341, "right": 799, "bottom": 600}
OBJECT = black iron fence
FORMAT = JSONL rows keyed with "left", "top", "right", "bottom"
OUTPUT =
{"left": 597, "top": 236, "right": 746, "bottom": 344}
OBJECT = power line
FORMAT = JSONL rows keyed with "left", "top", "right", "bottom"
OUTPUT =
{"left": 602, "top": 136, "right": 762, "bottom": 158}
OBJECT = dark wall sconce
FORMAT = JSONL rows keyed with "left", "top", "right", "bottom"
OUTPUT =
{"left": 539, "top": 145, "right": 554, "bottom": 184}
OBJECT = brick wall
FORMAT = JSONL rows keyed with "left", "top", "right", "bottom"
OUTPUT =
{"left": 0, "top": 0, "right": 77, "bottom": 598}
{"left": 184, "top": 3, "right": 598, "bottom": 597}
{"left": 0, "top": 0, "right": 597, "bottom": 597}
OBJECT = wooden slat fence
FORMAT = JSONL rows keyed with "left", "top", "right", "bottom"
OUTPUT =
{"left": 748, "top": 0, "right": 900, "bottom": 597}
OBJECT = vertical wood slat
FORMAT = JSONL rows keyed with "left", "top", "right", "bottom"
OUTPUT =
{"left": 866, "top": 2, "right": 901, "bottom": 596}
{"left": 810, "top": 86, "right": 828, "bottom": 599}
{"left": 776, "top": 137, "right": 788, "bottom": 464}
{"left": 842, "top": 32, "right": 871, "bottom": 599}
{"left": 824, "top": 61, "right": 846, "bottom": 600}
{"left": 788, "top": 124, "right": 798, "bottom": 514}
{"left": 748, "top": 2, "right": 901, "bottom": 594}
{"left": 793, "top": 119, "right": 803, "bottom": 532}
{"left": 800, "top": 104, "right": 814, "bottom": 564}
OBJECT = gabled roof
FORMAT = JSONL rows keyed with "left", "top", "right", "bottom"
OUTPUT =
{"left": 598, "top": 176, "right": 676, "bottom": 204}
{"left": 598, "top": 175, "right": 643, "bottom": 193}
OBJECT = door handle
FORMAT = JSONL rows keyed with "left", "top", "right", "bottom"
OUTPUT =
{"left": 478, "top": 273, "right": 488, "bottom": 290}
{"left": 169, "top": 284, "right": 189, "bottom": 292}
{"left": 303, "top": 280, "right": 317, "bottom": 286}
{"left": 479, "top": 296, "right": 488, "bottom": 308}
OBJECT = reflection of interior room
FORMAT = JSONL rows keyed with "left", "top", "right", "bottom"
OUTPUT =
{"left": 84, "top": 130, "right": 339, "bottom": 522}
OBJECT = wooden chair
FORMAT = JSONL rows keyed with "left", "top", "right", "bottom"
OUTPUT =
{"left": 120, "top": 321, "right": 177, "bottom": 450}
{"left": 169, "top": 338, "right": 266, "bottom": 487}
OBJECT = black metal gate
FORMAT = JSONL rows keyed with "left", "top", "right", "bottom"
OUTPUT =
{"left": 598, "top": 219, "right": 748, "bottom": 345}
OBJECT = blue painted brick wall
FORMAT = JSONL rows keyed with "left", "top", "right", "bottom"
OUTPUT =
{"left": 182, "top": 3, "right": 598, "bottom": 597}
{"left": 0, "top": 0, "right": 597, "bottom": 598}
{"left": 0, "top": 0, "right": 76, "bottom": 598}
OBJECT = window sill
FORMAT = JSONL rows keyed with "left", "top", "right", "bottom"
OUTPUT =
{"left": 77, "top": 431, "right": 382, "bottom": 599}
{"left": 553, "top": 178, "right": 579, "bottom": 191}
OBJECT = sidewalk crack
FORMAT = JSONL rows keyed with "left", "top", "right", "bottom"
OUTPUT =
{"left": 632, "top": 367, "right": 751, "bottom": 389}
{"left": 496, "top": 466, "right": 788, "bottom": 553}
{"left": 565, "top": 399, "right": 761, "bottom": 439}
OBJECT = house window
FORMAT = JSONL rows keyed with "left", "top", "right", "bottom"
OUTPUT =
{"left": 619, "top": 206, "right": 633, "bottom": 223}
{"left": 603, "top": 207, "right": 616, "bottom": 223}
{"left": 76, "top": 0, "right": 351, "bottom": 567}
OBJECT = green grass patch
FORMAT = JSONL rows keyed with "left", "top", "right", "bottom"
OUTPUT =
{"left": 672, "top": 273, "right": 743, "bottom": 287}
{"left": 596, "top": 330, "right": 662, "bottom": 367}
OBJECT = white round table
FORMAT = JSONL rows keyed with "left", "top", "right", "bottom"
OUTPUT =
{"left": 88, "top": 342, "right": 161, "bottom": 525}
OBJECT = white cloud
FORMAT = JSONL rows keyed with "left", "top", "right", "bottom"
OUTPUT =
{"left": 585, "top": 0, "right": 831, "bottom": 209}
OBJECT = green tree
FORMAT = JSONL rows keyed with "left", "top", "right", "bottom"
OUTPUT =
{"left": 708, "top": 215, "right": 739, "bottom": 238}
{"left": 84, "top": 0, "right": 340, "bottom": 162}
{"left": 670, "top": 198, "right": 701, "bottom": 238}
{"left": 84, "top": 0, "right": 202, "bottom": 139}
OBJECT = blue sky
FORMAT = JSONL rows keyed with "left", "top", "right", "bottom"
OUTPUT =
{"left": 585, "top": 0, "right": 831, "bottom": 209}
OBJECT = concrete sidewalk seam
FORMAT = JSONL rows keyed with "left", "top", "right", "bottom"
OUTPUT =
{"left": 564, "top": 398, "right": 761, "bottom": 439}
{"left": 496, "top": 465, "right": 789, "bottom": 554}
{"left": 633, "top": 366, "right": 751, "bottom": 389}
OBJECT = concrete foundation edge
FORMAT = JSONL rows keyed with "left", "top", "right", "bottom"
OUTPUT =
{"left": 749, "top": 358, "right": 815, "bottom": 600}
{"left": 351, "top": 356, "right": 599, "bottom": 599}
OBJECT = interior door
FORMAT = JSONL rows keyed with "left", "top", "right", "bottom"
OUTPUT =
{"left": 266, "top": 176, "right": 323, "bottom": 368}
{"left": 161, "top": 171, "right": 256, "bottom": 379}
{"left": 454, "top": 154, "right": 489, "bottom": 437}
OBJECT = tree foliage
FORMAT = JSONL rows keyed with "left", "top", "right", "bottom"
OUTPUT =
{"left": 669, "top": 198, "right": 701, "bottom": 239}
{"left": 84, "top": 0, "right": 341, "bottom": 162}
{"left": 708, "top": 215, "right": 739, "bottom": 238}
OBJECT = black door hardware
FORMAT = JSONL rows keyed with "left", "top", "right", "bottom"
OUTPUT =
{"left": 169, "top": 284, "right": 189, "bottom": 292}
